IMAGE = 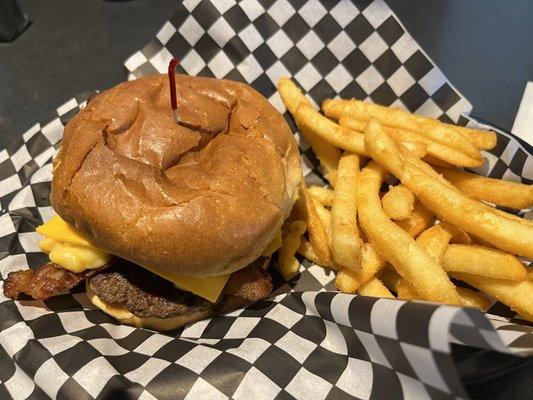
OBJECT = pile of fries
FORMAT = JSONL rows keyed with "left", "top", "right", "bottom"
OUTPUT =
{"left": 276, "top": 77, "right": 533, "bottom": 322}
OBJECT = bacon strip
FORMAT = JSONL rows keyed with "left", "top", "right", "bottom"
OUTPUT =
{"left": 4, "top": 257, "right": 271, "bottom": 304}
{"left": 3, "top": 262, "right": 97, "bottom": 300}
{"left": 224, "top": 258, "right": 272, "bottom": 301}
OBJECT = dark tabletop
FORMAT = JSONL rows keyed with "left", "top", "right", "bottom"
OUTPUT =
{"left": 0, "top": 0, "right": 178, "bottom": 150}
{"left": 0, "top": 0, "right": 531, "bottom": 398}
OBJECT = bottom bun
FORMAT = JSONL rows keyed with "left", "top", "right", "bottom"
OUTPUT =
{"left": 86, "top": 281, "right": 248, "bottom": 331}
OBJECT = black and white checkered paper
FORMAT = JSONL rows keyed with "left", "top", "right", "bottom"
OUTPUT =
{"left": 1, "top": 1, "right": 532, "bottom": 399}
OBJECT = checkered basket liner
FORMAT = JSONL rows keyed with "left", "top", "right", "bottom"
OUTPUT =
{"left": 1, "top": 1, "right": 531, "bottom": 399}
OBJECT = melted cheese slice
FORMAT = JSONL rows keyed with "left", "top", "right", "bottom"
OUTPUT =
{"left": 39, "top": 237, "right": 111, "bottom": 273}
{"left": 171, "top": 272, "right": 229, "bottom": 303}
{"left": 36, "top": 215, "right": 230, "bottom": 302}
{"left": 36, "top": 215, "right": 98, "bottom": 249}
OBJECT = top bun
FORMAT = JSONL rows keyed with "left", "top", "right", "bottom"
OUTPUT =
{"left": 51, "top": 74, "right": 302, "bottom": 277}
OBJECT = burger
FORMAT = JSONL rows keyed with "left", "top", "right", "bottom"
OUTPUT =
{"left": 4, "top": 74, "right": 303, "bottom": 331}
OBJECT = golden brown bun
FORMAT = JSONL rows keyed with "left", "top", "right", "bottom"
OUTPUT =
{"left": 86, "top": 281, "right": 249, "bottom": 331}
{"left": 52, "top": 74, "right": 302, "bottom": 277}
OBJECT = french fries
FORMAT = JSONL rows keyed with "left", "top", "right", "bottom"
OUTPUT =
{"left": 395, "top": 202, "right": 434, "bottom": 237}
{"left": 296, "top": 103, "right": 368, "bottom": 156}
{"left": 340, "top": 116, "right": 483, "bottom": 168}
{"left": 414, "top": 225, "right": 495, "bottom": 310}
{"left": 278, "top": 78, "right": 341, "bottom": 186}
{"left": 395, "top": 279, "right": 418, "bottom": 301}
{"left": 276, "top": 78, "right": 532, "bottom": 321}
{"left": 492, "top": 207, "right": 533, "bottom": 228}
{"left": 301, "top": 124, "right": 339, "bottom": 186}
{"left": 379, "top": 268, "right": 402, "bottom": 291}
{"left": 357, "top": 161, "right": 461, "bottom": 304}
{"left": 296, "top": 185, "right": 331, "bottom": 265}
{"left": 421, "top": 122, "right": 483, "bottom": 161}
{"left": 465, "top": 128, "right": 498, "bottom": 150}
{"left": 314, "top": 200, "right": 332, "bottom": 242}
{"left": 326, "top": 98, "right": 492, "bottom": 157}
{"left": 308, "top": 186, "right": 334, "bottom": 207}
{"left": 452, "top": 273, "right": 533, "bottom": 321}
{"left": 334, "top": 243, "right": 387, "bottom": 293}
{"left": 357, "top": 278, "right": 395, "bottom": 299}
{"left": 277, "top": 77, "right": 309, "bottom": 115}
{"left": 297, "top": 239, "right": 331, "bottom": 269}
{"left": 415, "top": 222, "right": 471, "bottom": 258}
{"left": 324, "top": 99, "right": 483, "bottom": 160}
{"left": 422, "top": 155, "right": 454, "bottom": 169}
{"left": 364, "top": 120, "right": 533, "bottom": 259}
{"left": 405, "top": 162, "right": 533, "bottom": 258}
{"left": 382, "top": 184, "right": 415, "bottom": 220}
{"left": 331, "top": 152, "right": 363, "bottom": 270}
{"left": 334, "top": 267, "right": 359, "bottom": 293}
{"left": 396, "top": 278, "right": 491, "bottom": 311}
{"left": 455, "top": 288, "right": 492, "bottom": 311}
{"left": 415, "top": 224, "right": 453, "bottom": 264}
{"left": 442, "top": 244, "right": 527, "bottom": 281}
{"left": 399, "top": 141, "right": 427, "bottom": 159}
{"left": 404, "top": 149, "right": 460, "bottom": 191}
{"left": 278, "top": 220, "right": 307, "bottom": 279}
{"left": 436, "top": 168, "right": 533, "bottom": 209}
{"left": 439, "top": 221, "right": 472, "bottom": 244}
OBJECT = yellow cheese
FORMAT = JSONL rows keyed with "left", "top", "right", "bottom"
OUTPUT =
{"left": 123, "top": 261, "right": 229, "bottom": 303}
{"left": 37, "top": 215, "right": 229, "bottom": 302}
{"left": 170, "top": 272, "right": 230, "bottom": 303}
{"left": 39, "top": 237, "right": 111, "bottom": 273}
{"left": 36, "top": 215, "right": 98, "bottom": 249}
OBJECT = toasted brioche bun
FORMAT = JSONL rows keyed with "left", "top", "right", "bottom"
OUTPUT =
{"left": 87, "top": 280, "right": 249, "bottom": 331}
{"left": 51, "top": 74, "right": 302, "bottom": 277}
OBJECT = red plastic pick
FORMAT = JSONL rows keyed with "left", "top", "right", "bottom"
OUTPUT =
{"left": 168, "top": 57, "right": 180, "bottom": 123}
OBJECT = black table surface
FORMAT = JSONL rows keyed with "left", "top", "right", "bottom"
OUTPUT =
{"left": 0, "top": 0, "right": 531, "bottom": 399}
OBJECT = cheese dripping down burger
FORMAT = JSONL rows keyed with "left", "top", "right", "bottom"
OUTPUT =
{"left": 4, "top": 74, "right": 303, "bottom": 331}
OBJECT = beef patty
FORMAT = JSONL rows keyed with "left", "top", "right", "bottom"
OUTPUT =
{"left": 88, "top": 257, "right": 272, "bottom": 319}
